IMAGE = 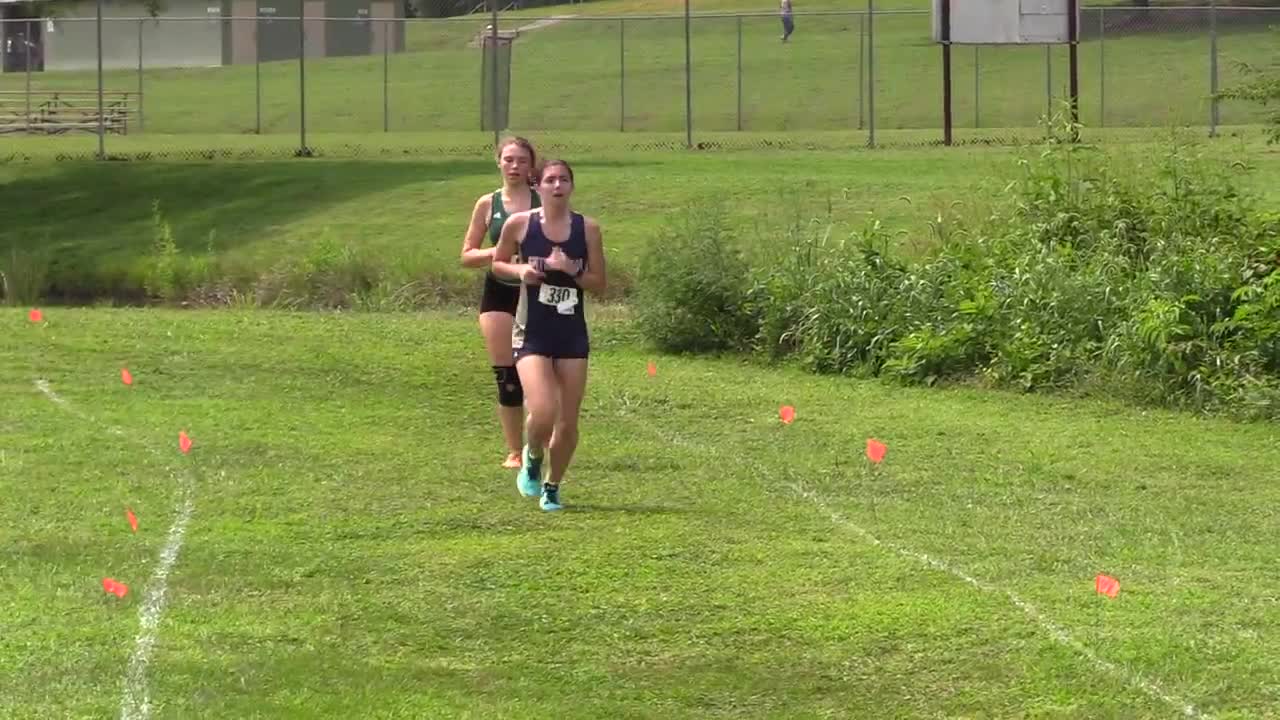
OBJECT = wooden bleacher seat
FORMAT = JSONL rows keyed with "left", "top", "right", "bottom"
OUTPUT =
{"left": 0, "top": 90, "right": 139, "bottom": 135}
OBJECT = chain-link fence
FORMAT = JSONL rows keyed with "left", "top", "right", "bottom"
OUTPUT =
{"left": 0, "top": 2, "right": 1275, "bottom": 159}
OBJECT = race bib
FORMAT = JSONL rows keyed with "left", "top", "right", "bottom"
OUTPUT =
{"left": 538, "top": 283, "right": 579, "bottom": 315}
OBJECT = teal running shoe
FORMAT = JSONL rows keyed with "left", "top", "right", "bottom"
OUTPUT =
{"left": 516, "top": 444, "right": 542, "bottom": 497}
{"left": 540, "top": 482, "right": 563, "bottom": 511}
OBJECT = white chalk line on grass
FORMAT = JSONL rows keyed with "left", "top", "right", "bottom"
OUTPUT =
{"left": 787, "top": 479, "right": 1208, "bottom": 720}
{"left": 622, "top": 410, "right": 1207, "bottom": 718}
{"left": 120, "top": 480, "right": 193, "bottom": 720}
{"left": 34, "top": 379, "right": 197, "bottom": 720}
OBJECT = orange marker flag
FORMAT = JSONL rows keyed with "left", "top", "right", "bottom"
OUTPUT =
{"left": 28, "top": 308, "right": 43, "bottom": 323}
{"left": 179, "top": 431, "right": 193, "bottom": 455}
{"left": 647, "top": 360, "right": 657, "bottom": 377}
{"left": 1095, "top": 574, "right": 1120, "bottom": 598}
{"left": 126, "top": 507, "right": 138, "bottom": 533}
{"left": 121, "top": 368, "right": 133, "bottom": 386}
{"left": 866, "top": 438, "right": 887, "bottom": 464}
{"left": 102, "top": 578, "right": 128, "bottom": 598}
{"left": 779, "top": 405, "right": 796, "bottom": 424}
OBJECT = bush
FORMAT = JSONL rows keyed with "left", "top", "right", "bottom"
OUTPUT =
{"left": 1216, "top": 27, "right": 1280, "bottom": 145}
{"left": 633, "top": 201, "right": 757, "bottom": 354}
{"left": 636, "top": 118, "right": 1280, "bottom": 418}
{"left": 0, "top": 245, "right": 51, "bottom": 306}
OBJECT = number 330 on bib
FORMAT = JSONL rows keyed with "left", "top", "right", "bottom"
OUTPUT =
{"left": 538, "top": 283, "right": 579, "bottom": 315}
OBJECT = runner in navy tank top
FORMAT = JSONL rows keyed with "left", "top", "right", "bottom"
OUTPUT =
{"left": 491, "top": 160, "right": 608, "bottom": 512}
{"left": 511, "top": 210, "right": 590, "bottom": 360}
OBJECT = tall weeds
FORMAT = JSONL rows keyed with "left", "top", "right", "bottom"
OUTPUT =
{"left": 637, "top": 118, "right": 1280, "bottom": 418}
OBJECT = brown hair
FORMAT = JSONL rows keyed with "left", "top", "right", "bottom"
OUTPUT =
{"left": 538, "top": 159, "right": 575, "bottom": 184}
{"left": 496, "top": 136, "right": 536, "bottom": 168}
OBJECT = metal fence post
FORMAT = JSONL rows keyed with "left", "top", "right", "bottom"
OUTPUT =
{"left": 619, "top": 19, "right": 625, "bottom": 132}
{"left": 1045, "top": 44, "right": 1052, "bottom": 123}
{"left": 736, "top": 15, "right": 742, "bottom": 131}
{"left": 24, "top": 20, "right": 32, "bottom": 134}
{"left": 383, "top": 18, "right": 390, "bottom": 132}
{"left": 867, "top": 0, "right": 875, "bottom": 147}
{"left": 138, "top": 19, "right": 145, "bottom": 131}
{"left": 1099, "top": 8, "right": 1105, "bottom": 127}
{"left": 858, "top": 13, "right": 864, "bottom": 130}
{"left": 299, "top": 3, "right": 309, "bottom": 155}
{"left": 974, "top": 45, "right": 980, "bottom": 129}
{"left": 942, "top": 0, "right": 952, "bottom": 145}
{"left": 255, "top": 15, "right": 262, "bottom": 134}
{"left": 1209, "top": 0, "right": 1219, "bottom": 135}
{"left": 489, "top": 0, "right": 498, "bottom": 147}
{"left": 684, "top": 0, "right": 692, "bottom": 148}
{"left": 96, "top": 0, "right": 105, "bottom": 159}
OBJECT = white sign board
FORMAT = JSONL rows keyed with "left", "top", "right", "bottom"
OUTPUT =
{"left": 931, "top": 0, "right": 1076, "bottom": 45}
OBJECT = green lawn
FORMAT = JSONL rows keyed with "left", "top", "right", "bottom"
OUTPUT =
{"left": 0, "top": 142, "right": 1026, "bottom": 302}
{"left": 0, "top": 0, "right": 1273, "bottom": 142}
{"left": 3, "top": 306, "right": 1279, "bottom": 718}
{"left": 3, "top": 135, "right": 1278, "bottom": 305}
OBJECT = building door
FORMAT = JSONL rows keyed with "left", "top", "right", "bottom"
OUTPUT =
{"left": 2, "top": 14, "right": 44, "bottom": 73}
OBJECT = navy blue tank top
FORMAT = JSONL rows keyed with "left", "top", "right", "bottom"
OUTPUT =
{"left": 512, "top": 211, "right": 590, "bottom": 356}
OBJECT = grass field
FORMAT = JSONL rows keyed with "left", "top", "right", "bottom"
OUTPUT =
{"left": 4, "top": 0, "right": 1279, "bottom": 715}
{"left": 5, "top": 306, "right": 1280, "bottom": 718}
{"left": 0, "top": 0, "right": 1274, "bottom": 145}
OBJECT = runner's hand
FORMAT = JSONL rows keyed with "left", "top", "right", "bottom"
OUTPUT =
{"left": 520, "top": 264, "right": 545, "bottom": 284}
{"left": 545, "top": 246, "right": 573, "bottom": 274}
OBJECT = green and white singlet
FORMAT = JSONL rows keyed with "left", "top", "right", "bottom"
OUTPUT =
{"left": 487, "top": 187, "right": 542, "bottom": 287}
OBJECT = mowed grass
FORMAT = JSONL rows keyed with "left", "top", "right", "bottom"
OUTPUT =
{"left": 0, "top": 0, "right": 1273, "bottom": 140}
{"left": 3, "top": 306, "right": 1280, "bottom": 718}
{"left": 3, "top": 136, "right": 1279, "bottom": 304}
{"left": 0, "top": 144, "right": 1021, "bottom": 301}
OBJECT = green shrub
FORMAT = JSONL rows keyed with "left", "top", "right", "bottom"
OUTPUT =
{"left": 633, "top": 201, "right": 757, "bottom": 354}
{"left": 0, "top": 246, "right": 51, "bottom": 306}
{"left": 641, "top": 117, "right": 1280, "bottom": 418}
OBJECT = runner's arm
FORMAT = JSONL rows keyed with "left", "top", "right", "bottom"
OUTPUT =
{"left": 578, "top": 217, "right": 607, "bottom": 294}
{"left": 491, "top": 213, "right": 541, "bottom": 283}
{"left": 459, "top": 195, "right": 495, "bottom": 269}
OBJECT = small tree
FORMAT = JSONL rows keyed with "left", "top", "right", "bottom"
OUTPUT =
{"left": 1217, "top": 29, "right": 1280, "bottom": 144}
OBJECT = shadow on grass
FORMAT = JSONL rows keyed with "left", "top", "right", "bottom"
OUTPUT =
{"left": 0, "top": 158, "right": 494, "bottom": 303}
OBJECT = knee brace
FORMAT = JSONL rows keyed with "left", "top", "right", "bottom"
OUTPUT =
{"left": 493, "top": 365, "right": 523, "bottom": 407}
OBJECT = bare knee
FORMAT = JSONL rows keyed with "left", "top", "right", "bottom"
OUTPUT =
{"left": 478, "top": 313, "right": 514, "bottom": 365}
{"left": 527, "top": 400, "right": 558, "bottom": 429}
{"left": 553, "top": 418, "right": 579, "bottom": 443}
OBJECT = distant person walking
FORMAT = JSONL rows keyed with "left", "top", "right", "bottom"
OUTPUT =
{"left": 780, "top": 0, "right": 794, "bottom": 42}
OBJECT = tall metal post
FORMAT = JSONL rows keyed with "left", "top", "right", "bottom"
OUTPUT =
{"left": 96, "top": 0, "right": 105, "bottom": 159}
{"left": 1209, "top": 0, "right": 1219, "bottom": 135}
{"left": 383, "top": 18, "right": 389, "bottom": 132}
{"left": 867, "top": 0, "right": 875, "bottom": 147}
{"left": 1045, "top": 44, "right": 1052, "bottom": 124}
{"left": 619, "top": 19, "right": 625, "bottom": 132}
{"left": 255, "top": 14, "right": 262, "bottom": 133}
{"left": 1068, "top": 0, "right": 1079, "bottom": 136}
{"left": 684, "top": 0, "right": 692, "bottom": 148}
{"left": 858, "top": 14, "right": 864, "bottom": 130}
{"left": 974, "top": 46, "right": 980, "bottom": 129}
{"left": 299, "top": 2, "right": 309, "bottom": 155}
{"left": 941, "top": 0, "right": 952, "bottom": 145}
{"left": 24, "top": 21, "right": 32, "bottom": 134}
{"left": 138, "top": 19, "right": 145, "bottom": 131}
{"left": 736, "top": 15, "right": 742, "bottom": 131}
{"left": 490, "top": 0, "right": 499, "bottom": 147}
{"left": 1099, "top": 8, "right": 1105, "bottom": 127}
